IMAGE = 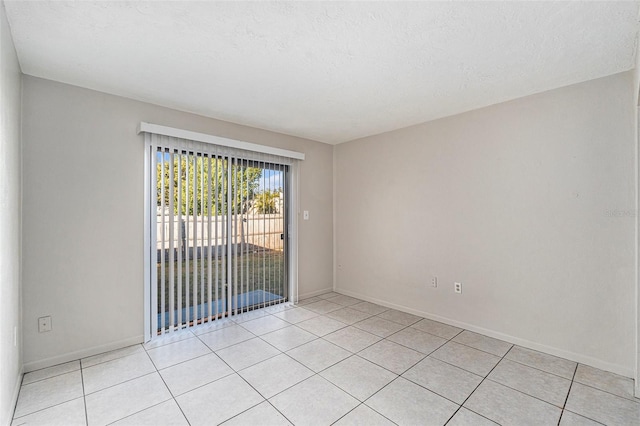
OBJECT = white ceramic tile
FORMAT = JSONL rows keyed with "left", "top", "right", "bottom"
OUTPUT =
{"left": 159, "top": 353, "right": 233, "bottom": 396}
{"left": 176, "top": 374, "right": 264, "bottom": 426}
{"left": 352, "top": 317, "right": 405, "bottom": 338}
{"left": 376, "top": 309, "right": 422, "bottom": 326}
{"left": 11, "top": 397, "right": 86, "bottom": 426}
{"left": 317, "top": 292, "right": 341, "bottom": 299}
{"left": 296, "top": 316, "right": 346, "bottom": 336}
{"left": 240, "top": 315, "right": 290, "bottom": 335}
{"left": 387, "top": 327, "right": 447, "bottom": 354}
{"left": 216, "top": 338, "right": 280, "bottom": 371}
{"left": 302, "top": 300, "right": 343, "bottom": 314}
{"left": 559, "top": 410, "right": 602, "bottom": 426}
{"left": 358, "top": 339, "right": 425, "bottom": 374}
{"left": 333, "top": 404, "right": 395, "bottom": 426}
{"left": 453, "top": 331, "right": 513, "bottom": 357}
{"left": 464, "top": 380, "right": 561, "bottom": 425}
{"left": 85, "top": 373, "right": 171, "bottom": 426}
{"left": 324, "top": 326, "right": 381, "bottom": 353}
{"left": 411, "top": 318, "right": 463, "bottom": 339}
{"left": 239, "top": 354, "right": 314, "bottom": 398}
{"left": 295, "top": 296, "right": 321, "bottom": 306}
{"left": 264, "top": 303, "right": 295, "bottom": 314}
{"left": 505, "top": 346, "right": 576, "bottom": 380}
{"left": 403, "top": 356, "right": 483, "bottom": 404}
{"left": 565, "top": 382, "right": 640, "bottom": 426}
{"left": 81, "top": 345, "right": 145, "bottom": 368}
{"left": 366, "top": 377, "right": 459, "bottom": 426}
{"left": 270, "top": 375, "right": 359, "bottom": 426}
{"left": 349, "top": 302, "right": 389, "bottom": 316}
{"left": 286, "top": 339, "right": 351, "bottom": 372}
{"left": 222, "top": 401, "right": 292, "bottom": 426}
{"left": 320, "top": 356, "right": 397, "bottom": 401}
{"left": 143, "top": 329, "right": 195, "bottom": 349}
{"left": 431, "top": 341, "right": 501, "bottom": 377}
{"left": 326, "top": 307, "right": 373, "bottom": 325}
{"left": 14, "top": 370, "right": 84, "bottom": 418}
{"left": 574, "top": 364, "right": 636, "bottom": 401}
{"left": 325, "top": 295, "right": 362, "bottom": 306}
{"left": 488, "top": 359, "right": 572, "bottom": 407}
{"left": 83, "top": 352, "right": 156, "bottom": 394}
{"left": 22, "top": 361, "right": 80, "bottom": 385}
{"left": 272, "top": 307, "right": 318, "bottom": 324}
{"left": 197, "top": 324, "right": 254, "bottom": 351}
{"left": 190, "top": 318, "right": 235, "bottom": 336}
{"left": 146, "top": 337, "right": 211, "bottom": 370}
{"left": 232, "top": 309, "right": 269, "bottom": 324}
{"left": 447, "top": 408, "right": 498, "bottom": 426}
{"left": 111, "top": 400, "right": 188, "bottom": 426}
{"left": 260, "top": 325, "right": 316, "bottom": 351}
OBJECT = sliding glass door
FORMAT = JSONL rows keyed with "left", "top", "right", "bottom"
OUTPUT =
{"left": 151, "top": 144, "right": 288, "bottom": 335}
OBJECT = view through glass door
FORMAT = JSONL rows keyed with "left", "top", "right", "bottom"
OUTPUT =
{"left": 153, "top": 148, "right": 288, "bottom": 335}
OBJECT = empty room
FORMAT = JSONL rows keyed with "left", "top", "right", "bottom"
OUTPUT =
{"left": 2, "top": 1, "right": 640, "bottom": 425}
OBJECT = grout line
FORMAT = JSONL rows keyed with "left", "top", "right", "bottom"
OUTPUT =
{"left": 82, "top": 371, "right": 158, "bottom": 397}
{"left": 311, "top": 355, "right": 384, "bottom": 404}
{"left": 331, "top": 402, "right": 399, "bottom": 426}
{"left": 264, "top": 399, "right": 296, "bottom": 426}
{"left": 80, "top": 362, "right": 89, "bottom": 426}
{"left": 557, "top": 362, "right": 579, "bottom": 426}
{"left": 560, "top": 408, "right": 607, "bottom": 425}
{"left": 17, "top": 368, "right": 82, "bottom": 388}
{"left": 483, "top": 377, "right": 565, "bottom": 409}
{"left": 102, "top": 398, "right": 180, "bottom": 426}
{"left": 442, "top": 338, "right": 514, "bottom": 425}
{"left": 153, "top": 365, "right": 191, "bottom": 425}
{"left": 500, "top": 357, "right": 576, "bottom": 381}
{"left": 10, "top": 396, "right": 86, "bottom": 424}
{"left": 570, "top": 380, "right": 640, "bottom": 405}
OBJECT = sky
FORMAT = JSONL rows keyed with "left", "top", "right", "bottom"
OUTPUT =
{"left": 156, "top": 151, "right": 284, "bottom": 193}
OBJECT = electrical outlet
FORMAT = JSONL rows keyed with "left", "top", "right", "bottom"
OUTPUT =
{"left": 431, "top": 276, "right": 438, "bottom": 288}
{"left": 38, "top": 316, "right": 52, "bottom": 333}
{"left": 454, "top": 282, "right": 462, "bottom": 294}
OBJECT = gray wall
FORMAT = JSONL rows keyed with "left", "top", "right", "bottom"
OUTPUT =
{"left": 0, "top": 3, "right": 22, "bottom": 424}
{"left": 335, "top": 71, "right": 636, "bottom": 377}
{"left": 21, "top": 76, "right": 333, "bottom": 370}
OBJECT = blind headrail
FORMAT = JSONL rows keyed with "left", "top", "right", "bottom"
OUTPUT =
{"left": 137, "top": 122, "right": 305, "bottom": 161}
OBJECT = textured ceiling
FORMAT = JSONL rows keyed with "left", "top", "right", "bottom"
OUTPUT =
{"left": 4, "top": 1, "right": 640, "bottom": 144}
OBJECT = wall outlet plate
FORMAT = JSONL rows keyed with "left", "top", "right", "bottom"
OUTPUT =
{"left": 38, "top": 316, "right": 52, "bottom": 333}
{"left": 454, "top": 282, "right": 462, "bottom": 294}
{"left": 431, "top": 276, "right": 437, "bottom": 288}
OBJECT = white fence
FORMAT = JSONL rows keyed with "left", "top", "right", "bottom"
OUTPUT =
{"left": 156, "top": 214, "right": 284, "bottom": 255}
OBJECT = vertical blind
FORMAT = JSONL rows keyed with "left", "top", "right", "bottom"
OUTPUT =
{"left": 143, "top": 129, "right": 300, "bottom": 336}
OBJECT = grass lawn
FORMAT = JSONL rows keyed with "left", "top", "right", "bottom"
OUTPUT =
{"left": 156, "top": 250, "right": 285, "bottom": 314}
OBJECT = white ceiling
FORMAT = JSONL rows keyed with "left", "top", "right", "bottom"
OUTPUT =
{"left": 4, "top": 1, "right": 640, "bottom": 144}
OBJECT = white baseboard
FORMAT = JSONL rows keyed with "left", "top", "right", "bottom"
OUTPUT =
{"left": 335, "top": 288, "right": 634, "bottom": 379}
{"left": 23, "top": 335, "right": 144, "bottom": 373}
{"left": 298, "top": 287, "right": 333, "bottom": 300}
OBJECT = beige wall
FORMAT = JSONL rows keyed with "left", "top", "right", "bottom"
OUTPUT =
{"left": 335, "top": 71, "right": 636, "bottom": 377}
{"left": 0, "top": 2, "right": 22, "bottom": 424}
{"left": 21, "top": 76, "right": 333, "bottom": 370}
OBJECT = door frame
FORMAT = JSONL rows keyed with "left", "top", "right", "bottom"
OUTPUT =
{"left": 140, "top": 123, "right": 302, "bottom": 342}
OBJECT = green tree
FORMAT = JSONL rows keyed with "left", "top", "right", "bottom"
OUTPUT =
{"left": 254, "top": 189, "right": 280, "bottom": 214}
{"left": 156, "top": 154, "right": 262, "bottom": 215}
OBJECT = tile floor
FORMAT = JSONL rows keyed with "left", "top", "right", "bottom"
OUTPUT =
{"left": 12, "top": 292, "right": 640, "bottom": 426}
